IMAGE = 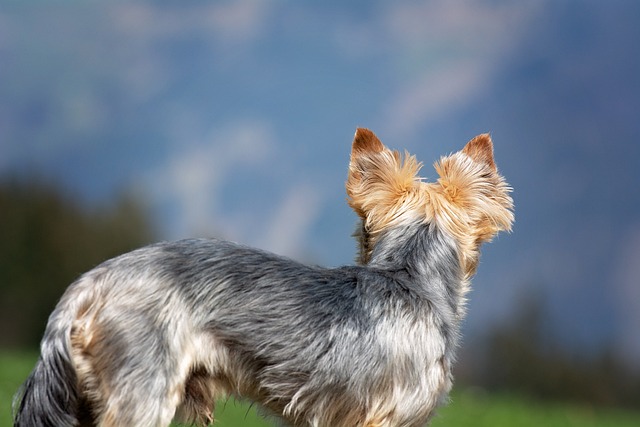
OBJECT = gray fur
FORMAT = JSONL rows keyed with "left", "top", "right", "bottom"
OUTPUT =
{"left": 14, "top": 222, "right": 463, "bottom": 427}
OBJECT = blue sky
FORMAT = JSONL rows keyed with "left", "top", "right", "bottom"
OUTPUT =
{"left": 1, "top": 1, "right": 639, "bottom": 366}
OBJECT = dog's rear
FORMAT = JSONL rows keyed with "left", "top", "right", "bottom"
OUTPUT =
{"left": 13, "top": 279, "right": 93, "bottom": 427}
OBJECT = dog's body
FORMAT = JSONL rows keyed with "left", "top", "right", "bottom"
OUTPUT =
{"left": 14, "top": 129, "right": 513, "bottom": 427}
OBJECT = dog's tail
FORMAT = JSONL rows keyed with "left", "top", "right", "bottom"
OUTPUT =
{"left": 13, "top": 279, "right": 94, "bottom": 427}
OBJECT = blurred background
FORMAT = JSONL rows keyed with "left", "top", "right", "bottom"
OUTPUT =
{"left": 1, "top": 0, "right": 639, "bottom": 420}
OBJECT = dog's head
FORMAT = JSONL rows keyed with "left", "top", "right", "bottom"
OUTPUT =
{"left": 346, "top": 128, "right": 513, "bottom": 277}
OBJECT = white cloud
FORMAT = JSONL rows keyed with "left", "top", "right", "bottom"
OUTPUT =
{"left": 108, "top": 1, "right": 275, "bottom": 103}
{"left": 149, "top": 119, "right": 275, "bottom": 238}
{"left": 258, "top": 183, "right": 323, "bottom": 258}
{"left": 146, "top": 118, "right": 325, "bottom": 259}
{"left": 339, "top": 0, "right": 544, "bottom": 138}
{"left": 110, "top": 0, "right": 273, "bottom": 44}
{"left": 384, "top": 61, "right": 489, "bottom": 139}
{"left": 204, "top": 0, "right": 273, "bottom": 45}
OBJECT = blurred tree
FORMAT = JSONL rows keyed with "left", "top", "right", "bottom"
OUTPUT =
{"left": 471, "top": 289, "right": 640, "bottom": 409}
{"left": 0, "top": 178, "right": 156, "bottom": 348}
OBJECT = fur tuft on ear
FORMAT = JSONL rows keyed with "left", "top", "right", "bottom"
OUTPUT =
{"left": 462, "top": 133, "right": 496, "bottom": 171}
{"left": 346, "top": 129, "right": 423, "bottom": 232}
{"left": 429, "top": 135, "right": 513, "bottom": 277}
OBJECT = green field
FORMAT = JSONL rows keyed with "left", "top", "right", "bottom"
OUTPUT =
{"left": 3, "top": 351, "right": 639, "bottom": 427}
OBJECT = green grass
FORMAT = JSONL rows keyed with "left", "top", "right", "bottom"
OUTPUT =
{"left": 430, "top": 389, "right": 640, "bottom": 427}
{"left": 0, "top": 351, "right": 35, "bottom": 425}
{"left": 3, "top": 351, "right": 640, "bottom": 427}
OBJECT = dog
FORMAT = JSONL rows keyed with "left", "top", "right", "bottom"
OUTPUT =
{"left": 14, "top": 128, "right": 513, "bottom": 427}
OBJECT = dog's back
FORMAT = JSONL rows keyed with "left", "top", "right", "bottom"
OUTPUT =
{"left": 14, "top": 233, "right": 457, "bottom": 426}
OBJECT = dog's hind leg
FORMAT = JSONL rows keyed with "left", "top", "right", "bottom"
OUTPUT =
{"left": 71, "top": 312, "right": 194, "bottom": 427}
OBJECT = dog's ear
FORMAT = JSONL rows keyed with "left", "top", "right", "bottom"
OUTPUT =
{"left": 347, "top": 128, "right": 385, "bottom": 218}
{"left": 351, "top": 128, "right": 384, "bottom": 156}
{"left": 462, "top": 133, "right": 496, "bottom": 171}
{"left": 347, "top": 128, "right": 387, "bottom": 192}
{"left": 346, "top": 128, "right": 421, "bottom": 225}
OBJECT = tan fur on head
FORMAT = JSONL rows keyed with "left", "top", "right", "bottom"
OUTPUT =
{"left": 346, "top": 129, "right": 427, "bottom": 264}
{"left": 346, "top": 129, "right": 514, "bottom": 277}
{"left": 428, "top": 133, "right": 513, "bottom": 277}
{"left": 346, "top": 128, "right": 423, "bottom": 224}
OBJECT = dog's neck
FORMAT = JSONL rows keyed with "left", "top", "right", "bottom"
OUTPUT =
{"left": 369, "top": 222, "right": 456, "bottom": 269}
{"left": 366, "top": 222, "right": 466, "bottom": 318}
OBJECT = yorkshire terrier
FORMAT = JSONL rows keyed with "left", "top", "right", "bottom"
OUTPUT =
{"left": 14, "top": 128, "right": 513, "bottom": 427}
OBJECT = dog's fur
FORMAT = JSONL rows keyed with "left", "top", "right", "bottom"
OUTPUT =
{"left": 13, "top": 129, "right": 513, "bottom": 427}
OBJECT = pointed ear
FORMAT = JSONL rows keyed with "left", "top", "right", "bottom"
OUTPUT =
{"left": 462, "top": 133, "right": 496, "bottom": 171}
{"left": 351, "top": 128, "right": 384, "bottom": 157}
{"left": 348, "top": 128, "right": 387, "bottom": 197}
{"left": 346, "top": 128, "right": 422, "bottom": 235}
